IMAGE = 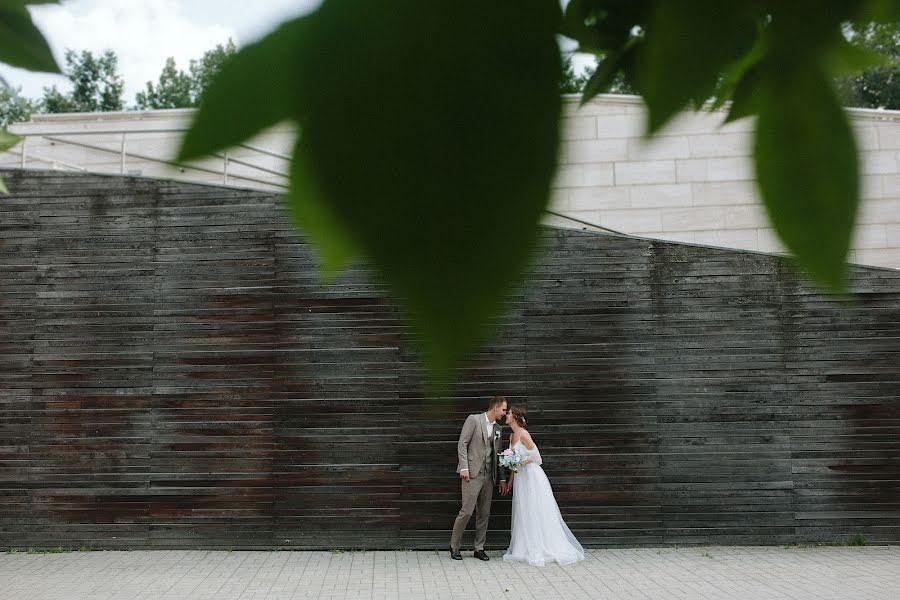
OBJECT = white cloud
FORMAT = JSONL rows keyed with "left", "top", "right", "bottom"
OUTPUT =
{"left": 30, "top": 0, "right": 235, "bottom": 101}
{"left": 0, "top": 0, "right": 320, "bottom": 105}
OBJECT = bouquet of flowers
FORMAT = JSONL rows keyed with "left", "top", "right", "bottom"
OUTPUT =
{"left": 499, "top": 448, "right": 526, "bottom": 472}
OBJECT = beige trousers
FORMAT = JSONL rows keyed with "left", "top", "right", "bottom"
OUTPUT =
{"left": 450, "top": 470, "right": 494, "bottom": 551}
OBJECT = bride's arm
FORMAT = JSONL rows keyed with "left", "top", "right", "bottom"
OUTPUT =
{"left": 520, "top": 432, "right": 542, "bottom": 465}
{"left": 507, "top": 441, "right": 515, "bottom": 487}
{"left": 521, "top": 431, "right": 536, "bottom": 450}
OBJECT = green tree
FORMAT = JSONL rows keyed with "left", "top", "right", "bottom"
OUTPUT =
{"left": 561, "top": 54, "right": 634, "bottom": 95}
{"left": 0, "top": 85, "right": 33, "bottom": 126}
{"left": 837, "top": 21, "right": 900, "bottom": 109}
{"left": 136, "top": 41, "right": 237, "bottom": 109}
{"left": 39, "top": 49, "right": 124, "bottom": 113}
{"left": 188, "top": 39, "right": 236, "bottom": 105}
{"left": 560, "top": 54, "right": 590, "bottom": 93}
{"left": 38, "top": 83, "right": 75, "bottom": 113}
{"left": 135, "top": 56, "right": 192, "bottom": 109}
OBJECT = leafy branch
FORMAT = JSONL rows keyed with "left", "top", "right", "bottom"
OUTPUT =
{"left": 0, "top": 0, "right": 60, "bottom": 192}
{"left": 179, "top": 0, "right": 563, "bottom": 380}
{"left": 2, "top": 0, "right": 897, "bottom": 380}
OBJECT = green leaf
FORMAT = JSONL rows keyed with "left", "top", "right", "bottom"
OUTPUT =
{"left": 581, "top": 44, "right": 636, "bottom": 104}
{"left": 0, "top": 129, "right": 20, "bottom": 151}
{"left": 286, "top": 143, "right": 359, "bottom": 276}
{"left": 296, "top": 0, "right": 561, "bottom": 376}
{"left": 638, "top": 0, "right": 757, "bottom": 134}
{"left": 711, "top": 23, "right": 767, "bottom": 112}
{"left": 563, "top": 0, "right": 651, "bottom": 51}
{"left": 177, "top": 16, "right": 310, "bottom": 162}
{"left": 180, "top": 0, "right": 562, "bottom": 377}
{"left": 857, "top": 0, "right": 900, "bottom": 22}
{"left": 561, "top": 0, "right": 605, "bottom": 53}
{"left": 1, "top": 129, "right": 20, "bottom": 195}
{"left": 0, "top": 5, "right": 60, "bottom": 73}
{"left": 723, "top": 66, "right": 762, "bottom": 123}
{"left": 827, "top": 36, "right": 889, "bottom": 75}
{"left": 753, "top": 66, "right": 858, "bottom": 292}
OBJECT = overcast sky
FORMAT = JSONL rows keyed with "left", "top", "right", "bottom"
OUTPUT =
{"left": 0, "top": 0, "right": 322, "bottom": 103}
{"left": 2, "top": 0, "right": 592, "bottom": 107}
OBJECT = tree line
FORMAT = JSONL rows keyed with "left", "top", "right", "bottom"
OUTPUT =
{"left": 561, "top": 21, "right": 899, "bottom": 108}
{"left": 3, "top": 25, "right": 896, "bottom": 129}
{"left": 0, "top": 40, "right": 236, "bottom": 127}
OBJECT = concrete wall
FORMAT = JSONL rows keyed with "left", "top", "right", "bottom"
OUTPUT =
{"left": 2, "top": 96, "right": 898, "bottom": 268}
{"left": 1, "top": 170, "right": 898, "bottom": 550}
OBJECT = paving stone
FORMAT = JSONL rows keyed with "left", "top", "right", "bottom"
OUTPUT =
{"left": 1, "top": 547, "right": 898, "bottom": 600}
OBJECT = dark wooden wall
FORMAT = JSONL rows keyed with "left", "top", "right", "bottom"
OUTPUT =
{"left": 1, "top": 170, "right": 898, "bottom": 549}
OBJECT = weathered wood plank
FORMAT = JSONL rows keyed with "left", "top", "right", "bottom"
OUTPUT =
{"left": 0, "top": 169, "right": 897, "bottom": 550}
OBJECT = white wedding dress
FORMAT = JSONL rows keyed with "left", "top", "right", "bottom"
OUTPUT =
{"left": 503, "top": 440, "right": 585, "bottom": 566}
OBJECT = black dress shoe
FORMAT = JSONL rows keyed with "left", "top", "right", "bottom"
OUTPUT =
{"left": 473, "top": 549, "right": 490, "bottom": 561}
{"left": 450, "top": 547, "right": 462, "bottom": 560}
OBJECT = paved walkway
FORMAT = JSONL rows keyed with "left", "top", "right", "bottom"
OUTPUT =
{"left": 1, "top": 546, "right": 898, "bottom": 599}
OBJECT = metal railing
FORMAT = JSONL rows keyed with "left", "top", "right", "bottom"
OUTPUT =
{"left": 2, "top": 127, "right": 291, "bottom": 190}
{"left": 2, "top": 126, "right": 635, "bottom": 236}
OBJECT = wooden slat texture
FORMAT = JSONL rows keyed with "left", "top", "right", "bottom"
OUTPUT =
{"left": 0, "top": 169, "right": 898, "bottom": 549}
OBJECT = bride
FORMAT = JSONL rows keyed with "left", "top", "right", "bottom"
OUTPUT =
{"left": 502, "top": 406, "right": 584, "bottom": 566}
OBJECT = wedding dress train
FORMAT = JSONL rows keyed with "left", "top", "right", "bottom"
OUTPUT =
{"left": 503, "top": 441, "right": 584, "bottom": 566}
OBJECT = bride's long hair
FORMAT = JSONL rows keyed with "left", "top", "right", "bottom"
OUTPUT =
{"left": 508, "top": 406, "right": 528, "bottom": 429}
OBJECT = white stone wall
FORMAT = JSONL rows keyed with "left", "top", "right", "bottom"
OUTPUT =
{"left": 549, "top": 95, "right": 900, "bottom": 270}
{"left": 2, "top": 96, "right": 898, "bottom": 269}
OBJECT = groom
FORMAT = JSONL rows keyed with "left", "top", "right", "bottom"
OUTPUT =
{"left": 449, "top": 395, "right": 509, "bottom": 561}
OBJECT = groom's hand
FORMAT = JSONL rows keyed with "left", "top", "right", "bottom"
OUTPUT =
{"left": 499, "top": 480, "right": 509, "bottom": 496}
{"left": 459, "top": 469, "right": 470, "bottom": 481}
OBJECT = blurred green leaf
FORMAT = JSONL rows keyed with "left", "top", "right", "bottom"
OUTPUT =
{"left": 561, "top": 0, "right": 605, "bottom": 53}
{"left": 177, "top": 17, "right": 309, "bottom": 162}
{"left": 754, "top": 65, "right": 858, "bottom": 292}
{"left": 564, "top": 0, "right": 650, "bottom": 51}
{"left": 0, "top": 128, "right": 20, "bottom": 151}
{"left": 0, "top": 4, "right": 60, "bottom": 73}
{"left": 581, "top": 44, "right": 637, "bottom": 104}
{"left": 827, "top": 35, "right": 890, "bottom": 75}
{"left": 638, "top": 0, "right": 757, "bottom": 134}
{"left": 723, "top": 66, "right": 762, "bottom": 123}
{"left": 0, "top": 129, "right": 20, "bottom": 194}
{"left": 182, "top": 0, "right": 562, "bottom": 377}
{"left": 286, "top": 143, "right": 359, "bottom": 277}
{"left": 858, "top": 0, "right": 900, "bottom": 22}
{"left": 296, "top": 0, "right": 561, "bottom": 376}
{"left": 172, "top": 0, "right": 886, "bottom": 376}
{"left": 711, "top": 26, "right": 767, "bottom": 112}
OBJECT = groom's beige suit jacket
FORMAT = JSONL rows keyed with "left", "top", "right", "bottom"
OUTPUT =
{"left": 456, "top": 413, "right": 507, "bottom": 482}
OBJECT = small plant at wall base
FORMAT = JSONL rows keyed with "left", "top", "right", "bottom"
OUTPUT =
{"left": 838, "top": 534, "right": 869, "bottom": 547}
{"left": 26, "top": 546, "right": 71, "bottom": 554}
{"left": 2, "top": 0, "right": 898, "bottom": 382}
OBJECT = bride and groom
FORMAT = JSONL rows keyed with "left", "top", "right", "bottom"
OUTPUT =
{"left": 450, "top": 395, "right": 584, "bottom": 566}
